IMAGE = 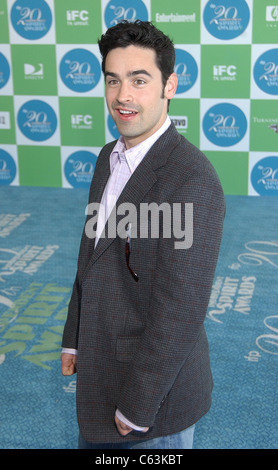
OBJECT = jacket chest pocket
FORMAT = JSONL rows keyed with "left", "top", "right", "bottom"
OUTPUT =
{"left": 116, "top": 336, "right": 140, "bottom": 363}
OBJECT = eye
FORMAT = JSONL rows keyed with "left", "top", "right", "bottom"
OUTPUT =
{"left": 107, "top": 79, "right": 119, "bottom": 86}
{"left": 134, "top": 79, "right": 146, "bottom": 85}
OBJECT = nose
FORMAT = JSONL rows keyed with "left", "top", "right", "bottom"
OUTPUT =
{"left": 116, "top": 81, "right": 132, "bottom": 104}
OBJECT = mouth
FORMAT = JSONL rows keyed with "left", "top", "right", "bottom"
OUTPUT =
{"left": 115, "top": 107, "right": 138, "bottom": 121}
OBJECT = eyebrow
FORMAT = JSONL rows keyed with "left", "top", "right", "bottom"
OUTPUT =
{"left": 105, "top": 70, "right": 153, "bottom": 79}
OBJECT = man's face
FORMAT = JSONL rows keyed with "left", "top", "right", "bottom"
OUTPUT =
{"left": 104, "top": 45, "right": 177, "bottom": 149}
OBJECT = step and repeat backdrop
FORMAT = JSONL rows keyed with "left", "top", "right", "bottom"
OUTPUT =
{"left": 0, "top": 0, "right": 278, "bottom": 195}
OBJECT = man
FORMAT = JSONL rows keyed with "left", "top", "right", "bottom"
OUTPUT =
{"left": 61, "top": 20, "right": 225, "bottom": 449}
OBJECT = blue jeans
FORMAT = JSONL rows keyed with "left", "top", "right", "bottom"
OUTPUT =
{"left": 78, "top": 425, "right": 195, "bottom": 449}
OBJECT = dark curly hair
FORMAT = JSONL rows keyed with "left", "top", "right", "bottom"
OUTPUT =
{"left": 98, "top": 20, "right": 175, "bottom": 90}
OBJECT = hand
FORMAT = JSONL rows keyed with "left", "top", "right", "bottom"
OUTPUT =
{"left": 115, "top": 415, "right": 133, "bottom": 436}
{"left": 114, "top": 415, "right": 149, "bottom": 436}
{"left": 61, "top": 353, "right": 77, "bottom": 376}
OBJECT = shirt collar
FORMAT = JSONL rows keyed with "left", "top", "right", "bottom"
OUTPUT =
{"left": 110, "top": 116, "right": 171, "bottom": 174}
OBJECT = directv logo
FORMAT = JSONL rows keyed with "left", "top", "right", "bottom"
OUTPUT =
{"left": 24, "top": 63, "right": 44, "bottom": 80}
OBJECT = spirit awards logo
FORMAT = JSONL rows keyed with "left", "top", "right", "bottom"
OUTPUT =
{"left": 203, "top": 102, "right": 247, "bottom": 147}
{"left": 207, "top": 275, "right": 256, "bottom": 323}
{"left": 203, "top": 0, "right": 250, "bottom": 40}
{"left": 59, "top": 49, "right": 101, "bottom": 93}
{"left": 104, "top": 0, "right": 148, "bottom": 28}
{"left": 251, "top": 156, "right": 278, "bottom": 196}
{"left": 108, "top": 115, "right": 120, "bottom": 140}
{"left": 0, "top": 282, "right": 70, "bottom": 370}
{"left": 174, "top": 49, "right": 198, "bottom": 94}
{"left": 0, "top": 53, "right": 10, "bottom": 89}
{"left": 0, "top": 149, "right": 16, "bottom": 185}
{"left": 11, "top": 0, "right": 52, "bottom": 40}
{"left": 64, "top": 150, "right": 97, "bottom": 188}
{"left": 17, "top": 99, "right": 57, "bottom": 142}
{"left": 0, "top": 213, "right": 30, "bottom": 238}
{"left": 253, "top": 49, "right": 278, "bottom": 95}
{"left": 0, "top": 245, "right": 59, "bottom": 282}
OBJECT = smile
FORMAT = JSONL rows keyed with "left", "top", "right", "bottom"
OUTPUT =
{"left": 115, "top": 108, "right": 138, "bottom": 121}
{"left": 119, "top": 109, "right": 137, "bottom": 115}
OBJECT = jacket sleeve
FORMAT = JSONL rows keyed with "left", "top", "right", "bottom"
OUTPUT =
{"left": 61, "top": 273, "right": 81, "bottom": 350}
{"left": 116, "top": 174, "right": 225, "bottom": 427}
{"left": 61, "top": 144, "right": 113, "bottom": 350}
{"left": 61, "top": 209, "right": 96, "bottom": 350}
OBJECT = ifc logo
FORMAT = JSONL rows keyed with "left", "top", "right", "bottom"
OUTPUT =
{"left": 17, "top": 99, "right": 57, "bottom": 141}
{"left": 174, "top": 49, "right": 198, "bottom": 94}
{"left": 104, "top": 0, "right": 148, "bottom": 28}
{"left": 253, "top": 49, "right": 278, "bottom": 96}
{"left": 203, "top": 0, "right": 250, "bottom": 40}
{"left": 60, "top": 49, "right": 101, "bottom": 93}
{"left": 11, "top": 0, "right": 52, "bottom": 40}
{"left": 203, "top": 102, "right": 247, "bottom": 147}
{"left": 251, "top": 156, "right": 278, "bottom": 196}
{"left": 64, "top": 151, "right": 98, "bottom": 188}
{"left": 0, "top": 149, "right": 16, "bottom": 185}
{"left": 0, "top": 53, "right": 10, "bottom": 89}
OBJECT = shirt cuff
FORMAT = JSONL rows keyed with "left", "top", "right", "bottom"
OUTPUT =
{"left": 116, "top": 409, "right": 146, "bottom": 432}
{"left": 61, "top": 348, "right": 78, "bottom": 355}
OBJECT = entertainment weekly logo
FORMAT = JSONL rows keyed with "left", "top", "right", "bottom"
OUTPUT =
{"left": 85, "top": 200, "right": 194, "bottom": 250}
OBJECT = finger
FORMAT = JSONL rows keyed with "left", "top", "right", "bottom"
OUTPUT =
{"left": 62, "top": 364, "right": 74, "bottom": 375}
{"left": 61, "top": 354, "right": 76, "bottom": 376}
{"left": 61, "top": 362, "right": 72, "bottom": 375}
{"left": 115, "top": 416, "right": 132, "bottom": 436}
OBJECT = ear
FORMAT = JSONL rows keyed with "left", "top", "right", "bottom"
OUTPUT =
{"left": 164, "top": 73, "right": 178, "bottom": 100}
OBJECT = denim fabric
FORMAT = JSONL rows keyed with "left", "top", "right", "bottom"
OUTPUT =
{"left": 78, "top": 425, "right": 195, "bottom": 449}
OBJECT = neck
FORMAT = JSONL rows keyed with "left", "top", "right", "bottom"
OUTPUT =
{"left": 123, "top": 115, "right": 169, "bottom": 150}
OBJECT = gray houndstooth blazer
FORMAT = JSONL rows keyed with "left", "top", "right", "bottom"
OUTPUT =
{"left": 62, "top": 122, "right": 225, "bottom": 443}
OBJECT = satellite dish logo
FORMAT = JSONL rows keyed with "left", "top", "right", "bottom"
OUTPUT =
{"left": 60, "top": 49, "right": 101, "bottom": 93}
{"left": 11, "top": 0, "right": 52, "bottom": 40}
{"left": 251, "top": 156, "right": 278, "bottom": 196}
{"left": 203, "top": 102, "right": 247, "bottom": 147}
{"left": 0, "top": 149, "right": 16, "bottom": 186}
{"left": 64, "top": 151, "right": 97, "bottom": 188}
{"left": 0, "top": 53, "right": 10, "bottom": 89}
{"left": 253, "top": 49, "right": 278, "bottom": 96}
{"left": 174, "top": 49, "right": 198, "bottom": 94}
{"left": 203, "top": 0, "right": 250, "bottom": 40}
{"left": 104, "top": 0, "right": 148, "bottom": 28}
{"left": 17, "top": 99, "right": 57, "bottom": 141}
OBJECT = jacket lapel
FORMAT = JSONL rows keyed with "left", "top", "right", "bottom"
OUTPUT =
{"left": 86, "top": 123, "right": 180, "bottom": 266}
{"left": 88, "top": 141, "right": 114, "bottom": 205}
{"left": 91, "top": 158, "right": 158, "bottom": 264}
